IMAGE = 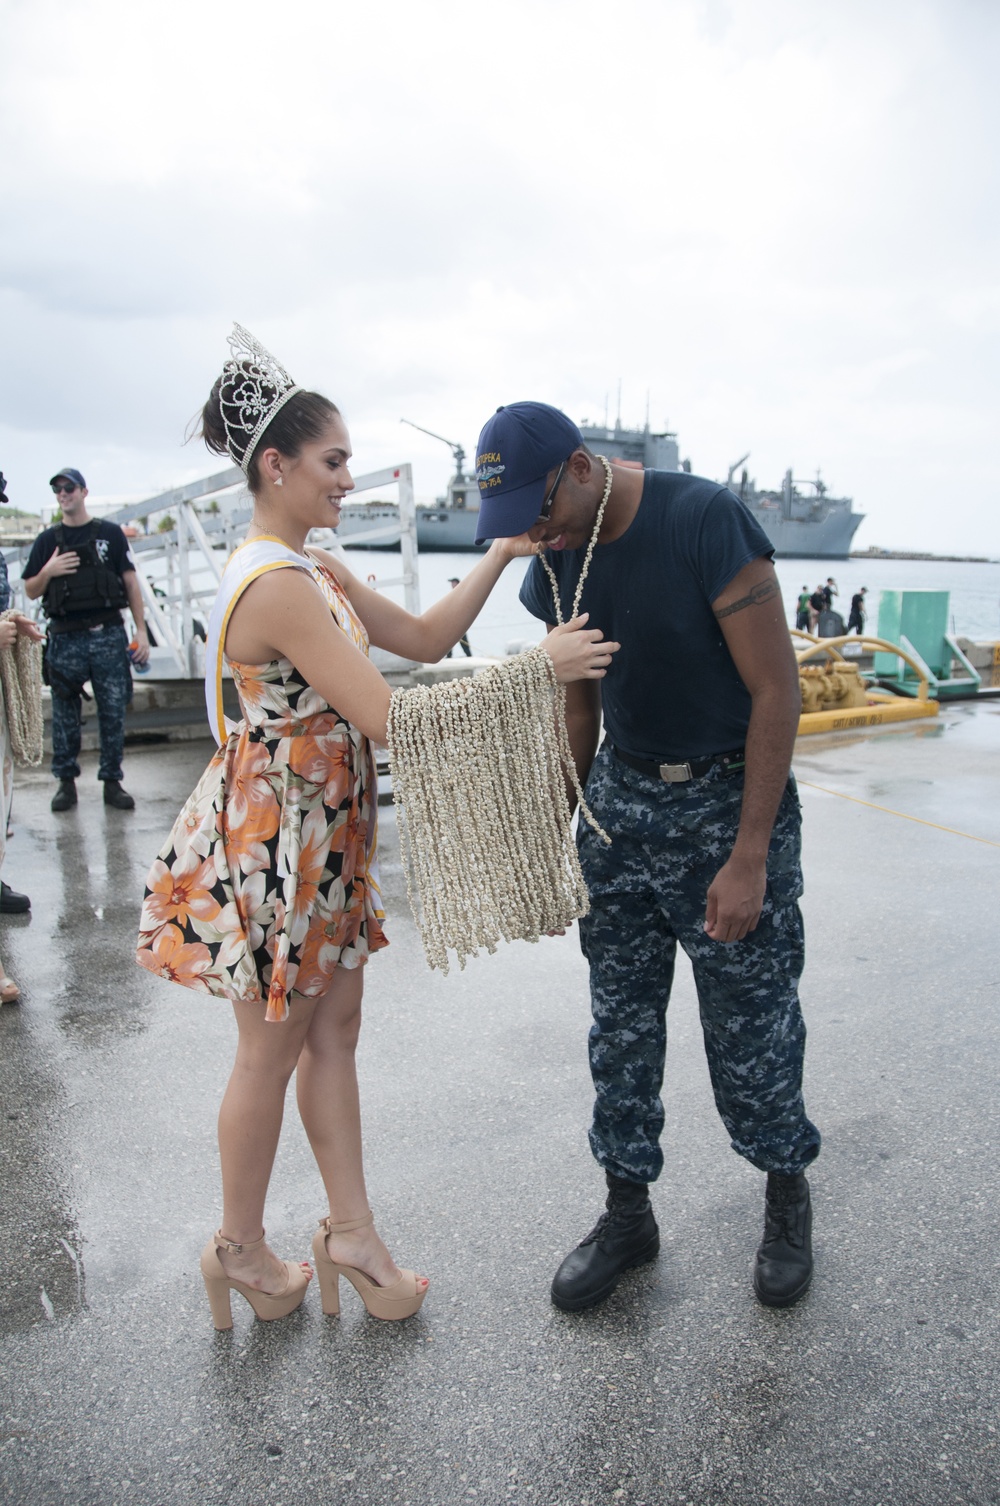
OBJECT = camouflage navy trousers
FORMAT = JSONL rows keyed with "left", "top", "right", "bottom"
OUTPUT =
{"left": 47, "top": 622, "right": 132, "bottom": 784}
{"left": 577, "top": 744, "right": 821, "bottom": 1184}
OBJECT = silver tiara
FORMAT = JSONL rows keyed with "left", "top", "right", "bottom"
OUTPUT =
{"left": 219, "top": 323, "right": 303, "bottom": 474}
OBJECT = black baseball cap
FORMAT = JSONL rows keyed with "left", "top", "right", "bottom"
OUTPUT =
{"left": 474, "top": 402, "right": 583, "bottom": 544}
{"left": 50, "top": 467, "right": 87, "bottom": 489}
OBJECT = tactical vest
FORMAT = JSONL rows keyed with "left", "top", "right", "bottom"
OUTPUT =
{"left": 44, "top": 522, "right": 129, "bottom": 630}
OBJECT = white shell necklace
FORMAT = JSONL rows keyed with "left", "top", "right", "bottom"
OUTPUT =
{"left": 535, "top": 453, "right": 614, "bottom": 846}
{"left": 538, "top": 454, "right": 614, "bottom": 625}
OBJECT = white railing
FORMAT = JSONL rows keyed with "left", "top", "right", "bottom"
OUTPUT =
{"left": 8, "top": 463, "right": 421, "bottom": 679}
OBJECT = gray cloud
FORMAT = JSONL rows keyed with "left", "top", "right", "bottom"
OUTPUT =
{"left": 0, "top": 0, "right": 997, "bottom": 550}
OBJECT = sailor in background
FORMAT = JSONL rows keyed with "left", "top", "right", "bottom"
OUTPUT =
{"left": 21, "top": 467, "right": 150, "bottom": 812}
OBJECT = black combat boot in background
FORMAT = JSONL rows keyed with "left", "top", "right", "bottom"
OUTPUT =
{"left": 103, "top": 780, "right": 135, "bottom": 810}
{"left": 51, "top": 779, "right": 77, "bottom": 812}
{"left": 753, "top": 1171, "right": 813, "bottom": 1308}
{"left": 551, "top": 1172, "right": 660, "bottom": 1312}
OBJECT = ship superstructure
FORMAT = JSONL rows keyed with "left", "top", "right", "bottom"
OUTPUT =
{"left": 334, "top": 418, "right": 864, "bottom": 558}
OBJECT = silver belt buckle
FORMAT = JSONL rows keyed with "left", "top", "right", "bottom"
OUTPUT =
{"left": 658, "top": 761, "right": 693, "bottom": 783}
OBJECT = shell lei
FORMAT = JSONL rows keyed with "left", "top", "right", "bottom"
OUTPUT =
{"left": 387, "top": 645, "right": 594, "bottom": 972}
{"left": 0, "top": 613, "right": 43, "bottom": 767}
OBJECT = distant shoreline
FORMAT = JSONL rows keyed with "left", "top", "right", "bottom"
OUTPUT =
{"left": 849, "top": 551, "right": 998, "bottom": 564}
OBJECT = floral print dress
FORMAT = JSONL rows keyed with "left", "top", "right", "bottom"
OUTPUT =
{"left": 136, "top": 558, "right": 387, "bottom": 1021}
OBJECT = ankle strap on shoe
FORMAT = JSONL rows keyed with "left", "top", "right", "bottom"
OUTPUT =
{"left": 318, "top": 1211, "right": 374, "bottom": 1236}
{"left": 214, "top": 1227, "right": 266, "bottom": 1254}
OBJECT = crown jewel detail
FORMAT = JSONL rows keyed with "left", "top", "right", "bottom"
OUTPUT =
{"left": 220, "top": 323, "right": 303, "bottom": 475}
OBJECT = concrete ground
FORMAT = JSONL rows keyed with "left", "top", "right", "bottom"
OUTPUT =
{"left": 1, "top": 700, "right": 998, "bottom": 1506}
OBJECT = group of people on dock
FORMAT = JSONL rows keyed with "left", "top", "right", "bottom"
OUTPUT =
{"left": 795, "top": 577, "right": 868, "bottom": 635}
{"left": 3, "top": 326, "right": 821, "bottom": 1330}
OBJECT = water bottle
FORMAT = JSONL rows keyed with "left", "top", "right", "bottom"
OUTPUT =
{"left": 129, "top": 640, "right": 150, "bottom": 674}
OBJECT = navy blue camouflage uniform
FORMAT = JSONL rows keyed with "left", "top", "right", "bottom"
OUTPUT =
{"left": 520, "top": 470, "right": 820, "bottom": 1186}
{"left": 23, "top": 520, "right": 135, "bottom": 785}
{"left": 46, "top": 622, "right": 133, "bottom": 783}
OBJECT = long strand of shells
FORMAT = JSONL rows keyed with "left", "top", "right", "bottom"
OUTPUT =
{"left": 537, "top": 453, "right": 614, "bottom": 845}
{"left": 387, "top": 644, "right": 592, "bottom": 972}
{"left": 0, "top": 613, "right": 44, "bottom": 767}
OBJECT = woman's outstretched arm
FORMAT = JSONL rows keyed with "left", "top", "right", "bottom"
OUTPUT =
{"left": 307, "top": 539, "right": 532, "bottom": 663}
{"left": 225, "top": 568, "right": 619, "bottom": 747}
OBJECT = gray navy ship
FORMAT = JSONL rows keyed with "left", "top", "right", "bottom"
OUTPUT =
{"left": 334, "top": 419, "right": 864, "bottom": 559}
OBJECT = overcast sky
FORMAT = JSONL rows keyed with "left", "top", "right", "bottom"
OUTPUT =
{"left": 1, "top": 0, "right": 997, "bottom": 553}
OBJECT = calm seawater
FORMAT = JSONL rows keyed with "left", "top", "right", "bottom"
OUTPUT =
{"left": 348, "top": 549, "right": 1000, "bottom": 657}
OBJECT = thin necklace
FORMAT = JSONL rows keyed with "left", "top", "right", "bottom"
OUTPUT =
{"left": 538, "top": 456, "right": 613, "bottom": 625}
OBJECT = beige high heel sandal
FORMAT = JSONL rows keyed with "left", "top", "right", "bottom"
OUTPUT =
{"left": 312, "top": 1212, "right": 428, "bottom": 1321}
{"left": 200, "top": 1229, "right": 312, "bottom": 1331}
{"left": 0, "top": 969, "right": 20, "bottom": 1004}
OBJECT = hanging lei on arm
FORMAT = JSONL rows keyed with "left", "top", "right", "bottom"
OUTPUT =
{"left": 385, "top": 457, "right": 614, "bottom": 974}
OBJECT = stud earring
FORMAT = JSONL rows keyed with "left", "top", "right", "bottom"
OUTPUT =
{"left": 274, "top": 476, "right": 283, "bottom": 487}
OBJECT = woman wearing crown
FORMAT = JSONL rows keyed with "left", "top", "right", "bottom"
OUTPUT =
{"left": 135, "top": 327, "right": 618, "bottom": 1328}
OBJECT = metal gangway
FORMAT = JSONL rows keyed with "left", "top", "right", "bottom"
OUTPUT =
{"left": 8, "top": 463, "right": 421, "bottom": 679}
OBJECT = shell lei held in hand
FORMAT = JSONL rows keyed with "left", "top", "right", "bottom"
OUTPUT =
{"left": 386, "top": 644, "right": 605, "bottom": 973}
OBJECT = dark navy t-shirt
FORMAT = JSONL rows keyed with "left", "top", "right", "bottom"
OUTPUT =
{"left": 519, "top": 471, "right": 774, "bottom": 761}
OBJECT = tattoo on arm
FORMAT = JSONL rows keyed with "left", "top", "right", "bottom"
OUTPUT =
{"left": 714, "top": 580, "right": 781, "bottom": 619}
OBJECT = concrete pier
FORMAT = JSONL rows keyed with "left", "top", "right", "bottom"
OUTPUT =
{"left": 1, "top": 702, "right": 998, "bottom": 1505}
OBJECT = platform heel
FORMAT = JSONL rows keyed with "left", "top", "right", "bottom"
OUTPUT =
{"left": 200, "top": 1229, "right": 312, "bottom": 1330}
{"left": 312, "top": 1212, "right": 428, "bottom": 1321}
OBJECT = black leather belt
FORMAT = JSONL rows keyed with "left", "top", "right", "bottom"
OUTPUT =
{"left": 47, "top": 613, "right": 122, "bottom": 635}
{"left": 607, "top": 741, "right": 746, "bottom": 784}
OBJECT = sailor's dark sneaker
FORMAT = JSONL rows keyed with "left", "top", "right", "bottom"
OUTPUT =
{"left": 753, "top": 1171, "right": 813, "bottom": 1308}
{"left": 551, "top": 1173, "right": 660, "bottom": 1312}
{"left": 103, "top": 781, "right": 135, "bottom": 811}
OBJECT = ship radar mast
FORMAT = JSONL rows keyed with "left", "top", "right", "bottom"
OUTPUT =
{"left": 400, "top": 419, "right": 466, "bottom": 482}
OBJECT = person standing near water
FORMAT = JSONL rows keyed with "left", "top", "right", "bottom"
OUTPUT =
{"left": 795, "top": 586, "right": 811, "bottom": 631}
{"left": 445, "top": 577, "right": 473, "bottom": 657}
{"left": 847, "top": 586, "right": 867, "bottom": 635}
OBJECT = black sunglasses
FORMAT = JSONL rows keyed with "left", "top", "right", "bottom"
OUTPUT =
{"left": 51, "top": 482, "right": 79, "bottom": 495}
{"left": 538, "top": 459, "right": 568, "bottom": 522}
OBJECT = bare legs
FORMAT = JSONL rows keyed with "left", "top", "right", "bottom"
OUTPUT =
{"left": 296, "top": 965, "right": 428, "bottom": 1293}
{"left": 214, "top": 966, "right": 425, "bottom": 1298}
{"left": 215, "top": 996, "right": 316, "bottom": 1292}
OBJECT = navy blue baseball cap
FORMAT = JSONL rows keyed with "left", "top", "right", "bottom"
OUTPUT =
{"left": 474, "top": 402, "right": 583, "bottom": 544}
{"left": 49, "top": 467, "right": 87, "bottom": 489}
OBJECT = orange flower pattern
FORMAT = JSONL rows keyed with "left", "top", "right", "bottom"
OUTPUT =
{"left": 136, "top": 561, "right": 387, "bottom": 1020}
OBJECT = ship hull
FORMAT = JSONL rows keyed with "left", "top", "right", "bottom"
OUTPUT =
{"left": 750, "top": 507, "right": 865, "bottom": 559}
{"left": 335, "top": 502, "right": 487, "bottom": 552}
{"left": 413, "top": 507, "right": 486, "bottom": 551}
{"left": 333, "top": 504, "right": 402, "bottom": 550}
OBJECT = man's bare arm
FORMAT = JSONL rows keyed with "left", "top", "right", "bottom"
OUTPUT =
{"left": 705, "top": 557, "right": 800, "bottom": 943}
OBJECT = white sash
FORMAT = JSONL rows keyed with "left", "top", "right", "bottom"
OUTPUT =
{"left": 204, "top": 536, "right": 313, "bottom": 745}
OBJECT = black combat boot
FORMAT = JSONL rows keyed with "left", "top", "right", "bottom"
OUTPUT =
{"left": 753, "top": 1171, "right": 813, "bottom": 1308}
{"left": 103, "top": 780, "right": 135, "bottom": 810}
{"left": 51, "top": 779, "right": 77, "bottom": 812}
{"left": 551, "top": 1173, "right": 660, "bottom": 1312}
{"left": 0, "top": 882, "right": 30, "bottom": 913}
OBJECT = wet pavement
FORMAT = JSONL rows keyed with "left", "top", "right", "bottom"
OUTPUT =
{"left": 1, "top": 701, "right": 999, "bottom": 1506}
